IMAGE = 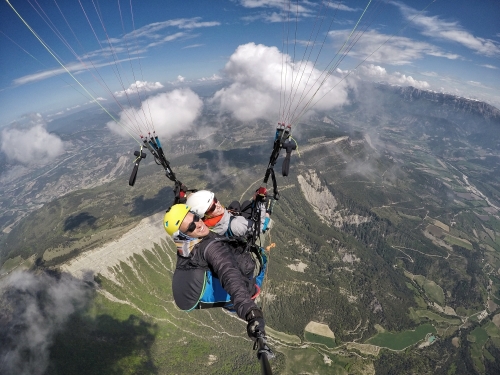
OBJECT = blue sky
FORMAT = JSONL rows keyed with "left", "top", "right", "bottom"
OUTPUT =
{"left": 1, "top": 0, "right": 499, "bottom": 129}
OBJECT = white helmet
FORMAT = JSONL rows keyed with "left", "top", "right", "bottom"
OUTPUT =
{"left": 186, "top": 190, "right": 215, "bottom": 216}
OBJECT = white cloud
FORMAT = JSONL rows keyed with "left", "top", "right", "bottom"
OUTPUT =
{"left": 211, "top": 42, "right": 349, "bottom": 122}
{"left": 67, "top": 104, "right": 81, "bottom": 111}
{"left": 421, "top": 71, "right": 439, "bottom": 77}
{"left": 107, "top": 88, "right": 203, "bottom": 139}
{"left": 167, "top": 76, "right": 189, "bottom": 85}
{"left": 395, "top": 2, "right": 500, "bottom": 57}
{"left": 480, "top": 64, "right": 497, "bottom": 70}
{"left": 198, "top": 74, "right": 222, "bottom": 82}
{"left": 11, "top": 17, "right": 219, "bottom": 87}
{"left": 238, "top": 0, "right": 308, "bottom": 13}
{"left": 123, "top": 18, "right": 219, "bottom": 40}
{"left": 13, "top": 58, "right": 140, "bottom": 86}
{"left": 94, "top": 97, "right": 107, "bottom": 101}
{"left": 241, "top": 11, "right": 283, "bottom": 23}
{"left": 238, "top": 0, "right": 315, "bottom": 22}
{"left": 182, "top": 44, "right": 204, "bottom": 49}
{"left": 82, "top": 45, "right": 126, "bottom": 60}
{"left": 239, "top": 0, "right": 362, "bottom": 24}
{"left": 114, "top": 81, "right": 164, "bottom": 98}
{"left": 1, "top": 116, "right": 65, "bottom": 165}
{"left": 356, "top": 64, "right": 430, "bottom": 89}
{"left": 466, "top": 80, "right": 490, "bottom": 89}
{"left": 239, "top": 0, "right": 284, "bottom": 7}
{"left": 0, "top": 271, "right": 89, "bottom": 375}
{"left": 328, "top": 29, "right": 460, "bottom": 65}
{"left": 327, "top": 2, "right": 360, "bottom": 12}
{"left": 145, "top": 32, "right": 189, "bottom": 48}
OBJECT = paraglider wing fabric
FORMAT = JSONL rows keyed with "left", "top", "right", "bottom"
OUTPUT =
{"left": 172, "top": 268, "right": 206, "bottom": 311}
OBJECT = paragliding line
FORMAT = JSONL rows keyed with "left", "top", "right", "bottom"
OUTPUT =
{"left": 289, "top": 0, "right": 374, "bottom": 125}
{"left": 302, "top": 0, "right": 440, "bottom": 123}
{"left": 5, "top": 0, "right": 141, "bottom": 146}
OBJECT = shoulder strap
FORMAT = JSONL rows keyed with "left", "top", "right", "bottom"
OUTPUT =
{"left": 225, "top": 215, "right": 237, "bottom": 237}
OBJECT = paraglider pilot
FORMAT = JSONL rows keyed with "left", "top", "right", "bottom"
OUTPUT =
{"left": 164, "top": 204, "right": 266, "bottom": 340}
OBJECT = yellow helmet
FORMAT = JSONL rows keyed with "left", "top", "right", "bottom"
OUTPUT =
{"left": 164, "top": 204, "right": 190, "bottom": 236}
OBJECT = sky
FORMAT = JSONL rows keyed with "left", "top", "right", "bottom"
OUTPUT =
{"left": 0, "top": 0, "right": 499, "bottom": 163}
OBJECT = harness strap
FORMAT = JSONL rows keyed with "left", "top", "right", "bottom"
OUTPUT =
{"left": 225, "top": 215, "right": 236, "bottom": 237}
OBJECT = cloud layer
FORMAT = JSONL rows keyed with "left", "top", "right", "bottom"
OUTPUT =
{"left": 329, "top": 29, "right": 459, "bottom": 65}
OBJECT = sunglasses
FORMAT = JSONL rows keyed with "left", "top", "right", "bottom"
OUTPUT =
{"left": 205, "top": 197, "right": 218, "bottom": 216}
{"left": 185, "top": 214, "right": 200, "bottom": 233}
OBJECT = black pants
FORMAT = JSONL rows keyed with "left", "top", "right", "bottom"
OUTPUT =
{"left": 227, "top": 200, "right": 253, "bottom": 219}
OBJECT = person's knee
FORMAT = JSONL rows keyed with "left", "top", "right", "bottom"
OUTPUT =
{"left": 240, "top": 200, "right": 252, "bottom": 219}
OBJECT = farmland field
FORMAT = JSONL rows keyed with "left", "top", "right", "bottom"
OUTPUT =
{"left": 409, "top": 308, "right": 461, "bottom": 325}
{"left": 468, "top": 327, "right": 489, "bottom": 374}
{"left": 444, "top": 235, "right": 473, "bottom": 250}
{"left": 411, "top": 275, "right": 446, "bottom": 306}
{"left": 484, "top": 321, "right": 500, "bottom": 338}
{"left": 366, "top": 324, "right": 436, "bottom": 350}
{"left": 468, "top": 326, "right": 489, "bottom": 345}
{"left": 432, "top": 219, "right": 450, "bottom": 232}
{"left": 426, "top": 225, "right": 443, "bottom": 237}
{"left": 304, "top": 332, "right": 337, "bottom": 348}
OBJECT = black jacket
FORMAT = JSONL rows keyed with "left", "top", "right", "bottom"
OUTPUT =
{"left": 172, "top": 232, "right": 258, "bottom": 320}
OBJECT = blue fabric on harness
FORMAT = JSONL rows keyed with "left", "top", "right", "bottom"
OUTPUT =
{"left": 198, "top": 248, "right": 268, "bottom": 309}
{"left": 255, "top": 249, "right": 267, "bottom": 287}
{"left": 261, "top": 217, "right": 270, "bottom": 232}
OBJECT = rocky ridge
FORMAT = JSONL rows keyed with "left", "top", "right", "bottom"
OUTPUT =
{"left": 297, "top": 169, "right": 371, "bottom": 228}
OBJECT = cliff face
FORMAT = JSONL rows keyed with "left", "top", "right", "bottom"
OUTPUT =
{"left": 297, "top": 170, "right": 370, "bottom": 228}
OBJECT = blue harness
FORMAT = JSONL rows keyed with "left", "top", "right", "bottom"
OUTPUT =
{"left": 196, "top": 247, "right": 267, "bottom": 310}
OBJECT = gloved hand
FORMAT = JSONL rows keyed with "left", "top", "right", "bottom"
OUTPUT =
{"left": 246, "top": 309, "right": 266, "bottom": 341}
